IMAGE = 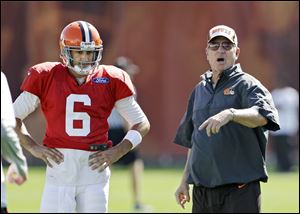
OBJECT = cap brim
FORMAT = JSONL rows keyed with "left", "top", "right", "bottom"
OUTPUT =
{"left": 208, "top": 33, "right": 235, "bottom": 44}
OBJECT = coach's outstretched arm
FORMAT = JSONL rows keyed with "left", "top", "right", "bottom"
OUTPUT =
{"left": 199, "top": 106, "right": 268, "bottom": 137}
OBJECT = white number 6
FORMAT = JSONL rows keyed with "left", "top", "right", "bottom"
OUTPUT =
{"left": 65, "top": 94, "right": 91, "bottom": 136}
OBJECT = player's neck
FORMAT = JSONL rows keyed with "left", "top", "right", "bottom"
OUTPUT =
{"left": 76, "top": 77, "right": 86, "bottom": 85}
{"left": 68, "top": 69, "right": 87, "bottom": 85}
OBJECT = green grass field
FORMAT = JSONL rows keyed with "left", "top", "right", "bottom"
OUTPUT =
{"left": 4, "top": 166, "right": 299, "bottom": 213}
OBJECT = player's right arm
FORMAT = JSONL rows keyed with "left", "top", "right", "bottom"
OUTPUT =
{"left": 13, "top": 91, "right": 64, "bottom": 167}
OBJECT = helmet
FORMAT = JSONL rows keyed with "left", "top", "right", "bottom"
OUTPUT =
{"left": 59, "top": 21, "right": 103, "bottom": 75}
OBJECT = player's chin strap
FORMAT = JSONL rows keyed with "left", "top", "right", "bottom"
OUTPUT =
{"left": 73, "top": 65, "right": 93, "bottom": 75}
{"left": 123, "top": 130, "right": 142, "bottom": 149}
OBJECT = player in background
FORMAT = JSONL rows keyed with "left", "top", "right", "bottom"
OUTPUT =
{"left": 1, "top": 71, "right": 28, "bottom": 213}
{"left": 108, "top": 57, "right": 150, "bottom": 212}
{"left": 270, "top": 86, "right": 299, "bottom": 172}
{"left": 13, "top": 21, "right": 150, "bottom": 213}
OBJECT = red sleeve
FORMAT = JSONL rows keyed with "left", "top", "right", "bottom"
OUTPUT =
{"left": 115, "top": 71, "right": 135, "bottom": 100}
{"left": 103, "top": 65, "right": 135, "bottom": 101}
{"left": 20, "top": 62, "right": 59, "bottom": 99}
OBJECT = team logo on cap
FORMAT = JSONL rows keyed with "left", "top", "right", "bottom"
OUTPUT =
{"left": 208, "top": 25, "right": 237, "bottom": 45}
{"left": 211, "top": 27, "right": 232, "bottom": 36}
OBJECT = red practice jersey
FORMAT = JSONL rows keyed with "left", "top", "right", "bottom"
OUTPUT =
{"left": 21, "top": 62, "right": 135, "bottom": 151}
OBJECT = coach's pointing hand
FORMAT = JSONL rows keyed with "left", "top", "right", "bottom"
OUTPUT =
{"left": 199, "top": 109, "right": 233, "bottom": 137}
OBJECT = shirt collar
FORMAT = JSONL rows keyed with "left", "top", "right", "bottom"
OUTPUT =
{"left": 201, "top": 63, "right": 241, "bottom": 82}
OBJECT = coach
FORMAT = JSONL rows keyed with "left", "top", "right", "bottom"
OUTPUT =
{"left": 173, "top": 25, "right": 280, "bottom": 213}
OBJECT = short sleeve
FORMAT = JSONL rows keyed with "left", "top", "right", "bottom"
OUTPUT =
{"left": 115, "top": 71, "right": 135, "bottom": 101}
{"left": 173, "top": 89, "right": 195, "bottom": 148}
{"left": 21, "top": 67, "right": 46, "bottom": 99}
{"left": 242, "top": 80, "right": 280, "bottom": 131}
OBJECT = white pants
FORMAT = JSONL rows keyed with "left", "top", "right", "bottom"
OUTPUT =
{"left": 40, "top": 149, "right": 110, "bottom": 213}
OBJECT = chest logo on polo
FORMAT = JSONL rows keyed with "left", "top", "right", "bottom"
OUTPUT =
{"left": 223, "top": 87, "right": 235, "bottom": 95}
{"left": 92, "top": 77, "right": 110, "bottom": 84}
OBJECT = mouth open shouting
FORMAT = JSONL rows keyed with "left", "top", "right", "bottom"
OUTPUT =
{"left": 217, "top": 57, "right": 225, "bottom": 64}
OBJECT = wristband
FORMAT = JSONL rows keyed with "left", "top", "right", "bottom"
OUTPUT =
{"left": 123, "top": 130, "right": 142, "bottom": 149}
{"left": 229, "top": 108, "right": 236, "bottom": 121}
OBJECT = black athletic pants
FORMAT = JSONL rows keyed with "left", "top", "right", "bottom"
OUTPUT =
{"left": 272, "top": 135, "right": 292, "bottom": 172}
{"left": 192, "top": 181, "right": 261, "bottom": 213}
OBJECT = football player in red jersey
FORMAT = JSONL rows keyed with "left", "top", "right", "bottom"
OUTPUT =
{"left": 13, "top": 20, "right": 150, "bottom": 213}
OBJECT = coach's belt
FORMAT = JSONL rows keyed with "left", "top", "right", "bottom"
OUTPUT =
{"left": 89, "top": 140, "right": 113, "bottom": 151}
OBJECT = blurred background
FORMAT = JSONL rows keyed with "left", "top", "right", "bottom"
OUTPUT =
{"left": 1, "top": 1, "right": 299, "bottom": 168}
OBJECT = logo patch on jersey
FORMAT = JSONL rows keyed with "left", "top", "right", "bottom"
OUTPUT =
{"left": 92, "top": 77, "right": 110, "bottom": 84}
{"left": 223, "top": 87, "right": 235, "bottom": 95}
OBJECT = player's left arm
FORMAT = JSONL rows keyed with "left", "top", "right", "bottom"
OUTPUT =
{"left": 104, "top": 119, "right": 149, "bottom": 167}
{"left": 88, "top": 96, "right": 150, "bottom": 171}
{"left": 114, "top": 95, "right": 150, "bottom": 139}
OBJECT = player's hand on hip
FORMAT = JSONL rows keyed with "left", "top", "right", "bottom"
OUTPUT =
{"left": 198, "top": 109, "right": 233, "bottom": 137}
{"left": 29, "top": 144, "right": 64, "bottom": 167}
{"left": 175, "top": 183, "right": 190, "bottom": 209}
{"left": 88, "top": 149, "right": 119, "bottom": 172}
{"left": 89, "top": 141, "right": 131, "bottom": 172}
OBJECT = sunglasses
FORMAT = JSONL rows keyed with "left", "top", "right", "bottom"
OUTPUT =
{"left": 208, "top": 42, "right": 235, "bottom": 51}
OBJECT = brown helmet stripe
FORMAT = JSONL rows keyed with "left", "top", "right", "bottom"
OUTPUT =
{"left": 78, "top": 21, "right": 91, "bottom": 42}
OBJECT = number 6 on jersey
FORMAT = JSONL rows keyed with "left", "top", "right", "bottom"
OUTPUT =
{"left": 66, "top": 94, "right": 91, "bottom": 136}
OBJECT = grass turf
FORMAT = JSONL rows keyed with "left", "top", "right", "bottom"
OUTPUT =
{"left": 3, "top": 166, "right": 299, "bottom": 213}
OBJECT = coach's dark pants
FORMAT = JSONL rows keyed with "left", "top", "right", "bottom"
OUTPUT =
{"left": 192, "top": 181, "right": 261, "bottom": 213}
